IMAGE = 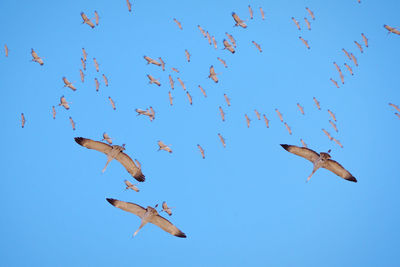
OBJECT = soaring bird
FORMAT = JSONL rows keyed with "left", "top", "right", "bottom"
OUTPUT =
{"left": 168, "top": 91, "right": 173, "bottom": 106}
{"left": 275, "top": 108, "right": 283, "bottom": 122}
{"left": 327, "top": 109, "right": 337, "bottom": 121}
{"left": 212, "top": 36, "right": 217, "bottom": 49}
{"left": 224, "top": 94, "right": 231, "bottom": 106}
{"left": 254, "top": 109, "right": 261, "bottom": 120}
{"left": 199, "top": 85, "right": 207, "bottom": 97}
{"left": 177, "top": 77, "right": 186, "bottom": 90}
{"left": 126, "top": 0, "right": 132, "bottom": 12}
{"left": 389, "top": 103, "right": 400, "bottom": 113}
{"left": 79, "top": 69, "right": 85, "bottom": 83}
{"left": 147, "top": 75, "right": 161, "bottom": 86}
{"left": 171, "top": 67, "right": 180, "bottom": 73}
{"left": 313, "top": 97, "right": 321, "bottom": 110}
{"left": 218, "top": 133, "right": 226, "bottom": 148}
{"left": 284, "top": 122, "right": 292, "bottom": 135}
{"left": 219, "top": 106, "right": 225, "bottom": 122}
{"left": 245, "top": 114, "right": 251, "bottom": 128}
{"left": 232, "top": 12, "right": 247, "bottom": 28}
{"left": 124, "top": 180, "right": 139, "bottom": 192}
{"left": 81, "top": 58, "right": 86, "bottom": 70}
{"left": 102, "top": 133, "right": 112, "bottom": 144}
{"left": 252, "top": 41, "right": 262, "bottom": 52}
{"left": 260, "top": 7, "right": 265, "bottom": 20}
{"left": 82, "top": 48, "right": 88, "bottom": 61}
{"left": 69, "top": 117, "right": 76, "bottom": 131}
{"left": 95, "top": 78, "right": 100, "bottom": 92}
{"left": 330, "top": 78, "right": 339, "bottom": 88}
{"left": 135, "top": 108, "right": 151, "bottom": 116}
{"left": 342, "top": 48, "right": 351, "bottom": 60}
{"left": 332, "top": 138, "right": 343, "bottom": 148}
{"left": 361, "top": 33, "right": 368, "bottom": 47}
{"left": 106, "top": 198, "right": 186, "bottom": 237}
{"left": 161, "top": 201, "right": 173, "bottom": 216}
{"left": 225, "top": 33, "right": 236, "bottom": 47}
{"left": 304, "top": 17, "right": 311, "bottom": 30}
{"left": 74, "top": 137, "right": 145, "bottom": 182}
{"left": 52, "top": 106, "right": 56, "bottom": 119}
{"left": 63, "top": 77, "right": 76, "bottom": 91}
{"left": 31, "top": 49, "right": 44, "bottom": 65}
{"left": 217, "top": 57, "right": 227, "bottom": 68}
{"left": 322, "top": 128, "right": 333, "bottom": 140}
{"left": 350, "top": 53, "right": 358, "bottom": 66}
{"left": 354, "top": 41, "right": 363, "bottom": 53}
{"left": 108, "top": 96, "right": 116, "bottom": 110}
{"left": 384, "top": 25, "right": 400, "bottom": 35}
{"left": 333, "top": 62, "right": 345, "bottom": 84}
{"left": 80, "top": 12, "right": 94, "bottom": 28}
{"left": 169, "top": 75, "right": 174, "bottom": 90}
{"left": 185, "top": 49, "right": 191, "bottom": 62}
{"left": 159, "top": 57, "right": 165, "bottom": 71}
{"left": 5, "top": 44, "right": 9, "bottom": 57}
{"left": 59, "top": 96, "right": 71, "bottom": 110}
{"left": 248, "top": 5, "right": 253, "bottom": 19}
{"left": 21, "top": 113, "right": 26, "bottom": 128}
{"left": 143, "top": 56, "right": 161, "bottom": 66}
{"left": 297, "top": 103, "right": 305, "bottom": 115}
{"left": 102, "top": 74, "right": 109, "bottom": 87}
{"left": 93, "top": 58, "right": 99, "bottom": 72}
{"left": 208, "top": 65, "right": 219, "bottom": 83}
{"left": 173, "top": 18, "right": 183, "bottom": 30}
{"left": 223, "top": 39, "right": 235, "bottom": 54}
{"left": 329, "top": 120, "right": 338, "bottom": 132}
{"left": 281, "top": 144, "right": 357, "bottom": 182}
{"left": 299, "top": 36, "right": 310, "bottom": 49}
{"left": 305, "top": 7, "right": 315, "bottom": 20}
{"left": 263, "top": 114, "right": 270, "bottom": 128}
{"left": 186, "top": 91, "right": 192, "bottom": 105}
{"left": 198, "top": 25, "right": 206, "bottom": 37}
{"left": 300, "top": 139, "right": 307, "bottom": 148}
{"left": 158, "top": 141, "right": 172, "bottom": 153}
{"left": 344, "top": 63, "right": 354, "bottom": 75}
{"left": 206, "top": 31, "right": 212, "bottom": 45}
{"left": 94, "top": 11, "right": 99, "bottom": 26}
{"left": 292, "top": 17, "right": 301, "bottom": 30}
{"left": 197, "top": 144, "right": 205, "bottom": 159}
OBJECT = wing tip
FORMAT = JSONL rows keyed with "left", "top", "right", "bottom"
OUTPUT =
{"left": 175, "top": 231, "right": 187, "bottom": 238}
{"left": 135, "top": 173, "right": 146, "bottom": 182}
{"left": 347, "top": 176, "right": 357, "bottom": 183}
{"left": 280, "top": 144, "right": 290, "bottom": 151}
{"left": 106, "top": 198, "right": 117, "bottom": 206}
{"left": 74, "top": 137, "right": 84, "bottom": 145}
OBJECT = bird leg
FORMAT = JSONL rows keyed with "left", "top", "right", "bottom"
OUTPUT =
{"left": 306, "top": 166, "right": 319, "bottom": 183}
{"left": 133, "top": 220, "right": 148, "bottom": 237}
{"left": 102, "top": 155, "right": 114, "bottom": 173}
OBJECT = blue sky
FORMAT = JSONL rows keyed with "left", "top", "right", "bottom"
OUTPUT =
{"left": 1, "top": 0, "right": 400, "bottom": 266}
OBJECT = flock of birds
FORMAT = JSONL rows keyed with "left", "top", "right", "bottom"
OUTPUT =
{"left": 10, "top": 1, "right": 400, "bottom": 239}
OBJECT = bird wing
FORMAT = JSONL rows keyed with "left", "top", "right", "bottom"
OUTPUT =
{"left": 75, "top": 137, "right": 113, "bottom": 155}
{"left": 106, "top": 198, "right": 146, "bottom": 218}
{"left": 232, "top": 12, "right": 240, "bottom": 23}
{"left": 115, "top": 151, "right": 145, "bottom": 182}
{"left": 321, "top": 159, "right": 357, "bottom": 182}
{"left": 124, "top": 179, "right": 133, "bottom": 187}
{"left": 280, "top": 144, "right": 319, "bottom": 163}
{"left": 148, "top": 214, "right": 186, "bottom": 238}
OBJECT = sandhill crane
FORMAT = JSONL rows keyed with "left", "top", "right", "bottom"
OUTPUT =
{"left": 124, "top": 180, "right": 139, "bottom": 192}
{"left": 21, "top": 113, "right": 25, "bottom": 128}
{"left": 254, "top": 109, "right": 261, "bottom": 120}
{"left": 82, "top": 48, "right": 88, "bottom": 61}
{"left": 225, "top": 33, "right": 236, "bottom": 47}
{"left": 389, "top": 103, "right": 400, "bottom": 113}
{"left": 135, "top": 108, "right": 153, "bottom": 121}
{"left": 208, "top": 65, "right": 219, "bottom": 83}
{"left": 197, "top": 144, "right": 205, "bottom": 159}
{"left": 217, "top": 57, "right": 227, "bottom": 68}
{"left": 332, "top": 138, "right": 343, "bottom": 148}
{"left": 59, "top": 96, "right": 70, "bottom": 110}
{"left": 313, "top": 97, "right": 321, "bottom": 110}
{"left": 300, "top": 139, "right": 307, "bottom": 148}
{"left": 171, "top": 67, "right": 179, "bottom": 73}
{"left": 344, "top": 63, "right": 354, "bottom": 75}
{"left": 186, "top": 91, "right": 192, "bottom": 105}
{"left": 80, "top": 12, "right": 94, "bottom": 28}
{"left": 292, "top": 17, "right": 301, "bottom": 30}
{"left": 79, "top": 69, "right": 85, "bottom": 82}
{"left": 342, "top": 48, "right": 351, "bottom": 60}
{"left": 395, "top": 113, "right": 400, "bottom": 119}
{"left": 384, "top": 25, "right": 400, "bottom": 35}
{"left": 173, "top": 18, "right": 182, "bottom": 30}
{"left": 185, "top": 49, "right": 191, "bottom": 62}
{"left": 330, "top": 78, "right": 339, "bottom": 88}
{"left": 157, "top": 141, "right": 172, "bottom": 153}
{"left": 361, "top": 33, "right": 368, "bottom": 47}
{"left": 212, "top": 36, "right": 217, "bottom": 49}
{"left": 108, "top": 97, "right": 116, "bottom": 110}
{"left": 206, "top": 31, "right": 212, "bottom": 45}
{"left": 263, "top": 114, "right": 270, "bottom": 128}
{"left": 297, "top": 103, "right": 305, "bottom": 115}
{"left": 161, "top": 202, "right": 173, "bottom": 216}
{"left": 322, "top": 128, "right": 333, "bottom": 140}
{"left": 95, "top": 78, "right": 100, "bottom": 92}
{"left": 281, "top": 144, "right": 356, "bottom": 182}
{"left": 199, "top": 85, "right": 207, "bottom": 97}
{"left": 305, "top": 7, "right": 315, "bottom": 20}
{"left": 177, "top": 77, "right": 186, "bottom": 90}
{"left": 299, "top": 36, "right": 310, "bottom": 49}
{"left": 198, "top": 25, "right": 206, "bottom": 37}
{"left": 224, "top": 94, "right": 231, "bottom": 106}
{"left": 69, "top": 117, "right": 76, "bottom": 131}
{"left": 147, "top": 75, "right": 161, "bottom": 86}
{"left": 93, "top": 58, "right": 99, "bottom": 72}
{"left": 275, "top": 108, "right": 283, "bottom": 122}
{"left": 304, "top": 17, "right": 311, "bottom": 30}
{"left": 169, "top": 75, "right": 174, "bottom": 90}
{"left": 327, "top": 109, "right": 337, "bottom": 121}
{"left": 106, "top": 198, "right": 186, "bottom": 237}
{"left": 31, "top": 49, "right": 44, "bottom": 65}
{"left": 354, "top": 41, "right": 363, "bottom": 53}
{"left": 168, "top": 91, "right": 173, "bottom": 106}
{"left": 350, "top": 53, "right": 358, "bottom": 66}
{"left": 103, "top": 74, "right": 109, "bottom": 86}
{"left": 143, "top": 56, "right": 161, "bottom": 66}
{"left": 102, "top": 133, "right": 112, "bottom": 144}
{"left": 94, "top": 11, "right": 99, "bottom": 26}
{"left": 75, "top": 137, "right": 145, "bottom": 182}
{"left": 62, "top": 77, "right": 76, "bottom": 91}
{"left": 333, "top": 62, "right": 344, "bottom": 84}
{"left": 232, "top": 12, "right": 247, "bottom": 28}
{"left": 149, "top": 107, "right": 155, "bottom": 122}
{"left": 339, "top": 73, "right": 344, "bottom": 84}
{"left": 159, "top": 57, "right": 165, "bottom": 71}
{"left": 248, "top": 5, "right": 253, "bottom": 19}
{"left": 260, "top": 7, "right": 265, "bottom": 20}
{"left": 252, "top": 41, "right": 262, "bottom": 52}
{"left": 126, "top": 0, "right": 132, "bottom": 12}
{"left": 223, "top": 39, "right": 235, "bottom": 54}
{"left": 219, "top": 106, "right": 225, "bottom": 122}
{"left": 245, "top": 114, "right": 251, "bottom": 128}
{"left": 52, "top": 106, "right": 56, "bottom": 119}
{"left": 4, "top": 44, "right": 8, "bottom": 57}
{"left": 218, "top": 133, "right": 226, "bottom": 148}
{"left": 284, "top": 122, "right": 292, "bottom": 135}
{"left": 81, "top": 58, "right": 86, "bottom": 70}
{"left": 329, "top": 120, "right": 338, "bottom": 132}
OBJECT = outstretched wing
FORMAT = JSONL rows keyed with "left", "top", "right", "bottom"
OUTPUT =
{"left": 321, "top": 159, "right": 357, "bottom": 182}
{"left": 280, "top": 144, "right": 319, "bottom": 163}
{"left": 106, "top": 198, "right": 146, "bottom": 218}
{"left": 148, "top": 214, "right": 186, "bottom": 238}
{"left": 74, "top": 137, "right": 112, "bottom": 155}
{"left": 115, "top": 151, "right": 145, "bottom": 182}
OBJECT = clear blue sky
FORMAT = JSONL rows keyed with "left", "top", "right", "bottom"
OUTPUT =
{"left": 1, "top": 0, "right": 400, "bottom": 266}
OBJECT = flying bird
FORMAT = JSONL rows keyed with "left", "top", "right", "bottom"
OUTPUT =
{"left": 173, "top": 18, "right": 183, "bottom": 30}
{"left": 95, "top": 78, "right": 100, "bottom": 92}
{"left": 199, "top": 85, "right": 207, "bottom": 97}
{"left": 81, "top": 58, "right": 86, "bottom": 70}
{"left": 304, "top": 17, "right": 311, "bottom": 30}
{"left": 143, "top": 56, "right": 161, "bottom": 66}
{"left": 93, "top": 58, "right": 99, "bottom": 72}
{"left": 361, "top": 33, "right": 368, "bottom": 47}
{"left": 52, "top": 106, "right": 56, "bottom": 119}
{"left": 177, "top": 77, "right": 186, "bottom": 90}
{"left": 245, "top": 114, "right": 251, "bottom": 128}
{"left": 248, "top": 5, "right": 253, "bottom": 19}
{"left": 208, "top": 65, "right": 219, "bottom": 83}
{"left": 389, "top": 103, "right": 400, "bottom": 113}
{"left": 252, "top": 41, "right": 262, "bottom": 52}
{"left": 354, "top": 41, "right": 363, "bottom": 53}
{"left": 300, "top": 139, "right": 307, "bottom": 148}
{"left": 384, "top": 25, "right": 400, "bottom": 35}
{"left": 342, "top": 48, "right": 351, "bottom": 60}
{"left": 305, "top": 7, "right": 315, "bottom": 20}
{"left": 217, "top": 57, "right": 227, "bottom": 68}
{"left": 225, "top": 33, "right": 236, "bottom": 47}
{"left": 171, "top": 67, "right": 179, "bottom": 73}
{"left": 218, "top": 133, "right": 226, "bottom": 148}
{"left": 82, "top": 48, "right": 88, "bottom": 61}
{"left": 102, "top": 133, "right": 112, "bottom": 144}
{"left": 197, "top": 144, "right": 205, "bottom": 159}
{"left": 158, "top": 141, "right": 172, "bottom": 153}
{"left": 219, "top": 106, "right": 225, "bottom": 122}
{"left": 69, "top": 117, "right": 76, "bottom": 131}
{"left": 254, "top": 109, "right": 261, "bottom": 120}
{"left": 284, "top": 122, "right": 292, "bottom": 135}
{"left": 313, "top": 97, "right": 321, "bottom": 110}
{"left": 275, "top": 108, "right": 283, "bottom": 122}
{"left": 59, "top": 96, "right": 70, "bottom": 110}
{"left": 330, "top": 78, "right": 339, "bottom": 88}
{"left": 159, "top": 57, "right": 165, "bottom": 71}
{"left": 168, "top": 91, "right": 173, "bottom": 106}
{"left": 332, "top": 138, "right": 343, "bottom": 148}
{"left": 297, "top": 103, "right": 305, "bottom": 115}
{"left": 232, "top": 12, "right": 247, "bottom": 28}
{"left": 161, "top": 201, "right": 173, "bottom": 216}
{"left": 280, "top": 144, "right": 357, "bottom": 182}
{"left": 344, "top": 63, "right": 354, "bottom": 75}
{"left": 185, "top": 49, "right": 191, "bottom": 62}
{"left": 198, "top": 25, "right": 206, "bottom": 37}
{"left": 62, "top": 77, "right": 76, "bottom": 91}
{"left": 223, "top": 39, "right": 235, "bottom": 54}
{"left": 333, "top": 62, "right": 345, "bottom": 84}
{"left": 212, "top": 36, "right": 217, "bottom": 49}
{"left": 109, "top": 96, "right": 116, "bottom": 110}
{"left": 186, "top": 91, "right": 193, "bottom": 105}
{"left": 74, "top": 137, "right": 145, "bottom": 182}
{"left": 94, "top": 11, "right": 99, "bottom": 26}
{"left": 224, "top": 94, "right": 231, "bottom": 106}
{"left": 147, "top": 75, "right": 161, "bottom": 86}
{"left": 263, "top": 114, "right": 270, "bottom": 128}
{"left": 350, "top": 53, "right": 358, "bottom": 67}
{"left": 260, "top": 7, "right": 265, "bottom": 20}
{"left": 79, "top": 69, "right": 85, "bottom": 82}
{"left": 169, "top": 75, "right": 174, "bottom": 90}
{"left": 292, "top": 17, "right": 301, "bottom": 30}
{"left": 80, "top": 12, "right": 95, "bottom": 28}
{"left": 21, "top": 113, "right": 25, "bottom": 128}
{"left": 149, "top": 107, "right": 155, "bottom": 122}
{"left": 4, "top": 44, "right": 8, "bottom": 57}
{"left": 102, "top": 74, "right": 109, "bottom": 86}
{"left": 124, "top": 180, "right": 139, "bottom": 192}
{"left": 322, "top": 128, "right": 333, "bottom": 140}
{"left": 328, "top": 109, "right": 337, "bottom": 121}
{"left": 31, "top": 49, "right": 44, "bottom": 65}
{"left": 299, "top": 36, "right": 310, "bottom": 49}
{"left": 135, "top": 108, "right": 153, "bottom": 121}
{"left": 206, "top": 31, "right": 212, "bottom": 45}
{"left": 329, "top": 120, "right": 338, "bottom": 132}
{"left": 126, "top": 0, "right": 132, "bottom": 12}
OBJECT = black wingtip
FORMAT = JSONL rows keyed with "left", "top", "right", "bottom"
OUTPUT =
{"left": 280, "top": 144, "right": 290, "bottom": 151}
{"left": 106, "top": 198, "right": 117, "bottom": 206}
{"left": 74, "top": 137, "right": 84, "bottom": 145}
{"left": 135, "top": 173, "right": 146, "bottom": 182}
{"left": 347, "top": 177, "right": 357, "bottom": 183}
{"left": 175, "top": 231, "right": 187, "bottom": 238}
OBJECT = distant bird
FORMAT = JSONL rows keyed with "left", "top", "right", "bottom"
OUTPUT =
{"left": 93, "top": 58, "right": 99, "bottom": 72}
{"left": 297, "top": 103, "right": 305, "bottom": 115}
{"left": 252, "top": 41, "right": 262, "bottom": 52}
{"left": 149, "top": 107, "right": 155, "bottom": 122}
{"left": 135, "top": 108, "right": 151, "bottom": 116}
{"left": 168, "top": 91, "right": 173, "bottom": 106}
{"left": 186, "top": 91, "right": 193, "bottom": 105}
{"left": 106, "top": 198, "right": 186, "bottom": 237}
{"left": 300, "top": 139, "right": 307, "bottom": 148}
{"left": 143, "top": 56, "right": 161, "bottom": 66}
{"left": 384, "top": 25, "right": 400, "bottom": 35}
{"left": 305, "top": 7, "right": 315, "bottom": 20}
{"left": 248, "top": 5, "right": 253, "bottom": 19}
{"left": 232, "top": 12, "right": 247, "bottom": 28}
{"left": 147, "top": 74, "right": 161, "bottom": 86}
{"left": 333, "top": 62, "right": 345, "bottom": 84}
{"left": 159, "top": 57, "right": 165, "bottom": 71}
{"left": 223, "top": 39, "right": 235, "bottom": 54}
{"left": 171, "top": 67, "right": 179, "bottom": 73}
{"left": 254, "top": 109, "right": 261, "bottom": 120}
{"left": 354, "top": 41, "right": 363, "bottom": 53}
{"left": 21, "top": 113, "right": 26, "bottom": 128}
{"left": 94, "top": 11, "right": 99, "bottom": 26}
{"left": 245, "top": 114, "right": 251, "bottom": 128}
{"left": 263, "top": 114, "right": 270, "bottom": 128}
{"left": 322, "top": 128, "right": 333, "bottom": 140}
{"left": 206, "top": 31, "right": 212, "bottom": 45}
{"left": 361, "top": 33, "right": 368, "bottom": 47}
{"left": 389, "top": 103, "right": 400, "bottom": 113}
{"left": 79, "top": 69, "right": 85, "bottom": 83}
{"left": 330, "top": 78, "right": 339, "bottom": 88}
{"left": 275, "top": 108, "right": 283, "bottom": 122}
{"left": 4, "top": 44, "right": 9, "bottom": 57}
{"left": 304, "top": 17, "right": 311, "bottom": 30}
{"left": 292, "top": 17, "right": 301, "bottom": 30}
{"left": 69, "top": 117, "right": 76, "bottom": 131}
{"left": 80, "top": 12, "right": 95, "bottom": 28}
{"left": 217, "top": 57, "right": 227, "bottom": 68}
{"left": 199, "top": 85, "right": 207, "bottom": 97}
{"left": 31, "top": 49, "right": 44, "bottom": 65}
{"left": 169, "top": 75, "right": 174, "bottom": 90}
{"left": 208, "top": 65, "right": 219, "bottom": 83}
{"left": 284, "top": 122, "right": 292, "bottom": 135}
{"left": 260, "top": 7, "right": 265, "bottom": 20}
{"left": 124, "top": 180, "right": 139, "bottom": 192}
{"left": 198, "top": 25, "right": 206, "bottom": 37}
{"left": 95, "top": 78, "right": 100, "bottom": 92}
{"left": 177, "top": 77, "right": 186, "bottom": 90}
{"left": 173, "top": 18, "right": 183, "bottom": 30}
{"left": 197, "top": 144, "right": 205, "bottom": 159}
{"left": 219, "top": 106, "right": 225, "bottom": 122}
{"left": 313, "top": 97, "right": 321, "bottom": 110}
{"left": 81, "top": 58, "right": 86, "bottom": 70}
{"left": 103, "top": 74, "right": 109, "bottom": 87}
{"left": 225, "top": 33, "right": 236, "bottom": 48}
{"left": 161, "top": 201, "right": 173, "bottom": 216}
{"left": 108, "top": 96, "right": 116, "bottom": 110}
{"left": 281, "top": 144, "right": 357, "bottom": 182}
{"left": 299, "top": 36, "right": 310, "bottom": 49}
{"left": 328, "top": 109, "right": 337, "bottom": 121}
{"left": 344, "top": 63, "right": 354, "bottom": 75}
{"left": 126, "top": 0, "right": 132, "bottom": 12}
{"left": 74, "top": 137, "right": 145, "bottom": 182}
{"left": 218, "top": 133, "right": 226, "bottom": 148}
{"left": 59, "top": 96, "right": 70, "bottom": 110}
{"left": 82, "top": 48, "right": 88, "bottom": 61}
{"left": 158, "top": 141, "right": 172, "bottom": 153}
{"left": 329, "top": 120, "right": 338, "bottom": 132}
{"left": 102, "top": 133, "right": 112, "bottom": 144}
{"left": 332, "top": 138, "right": 343, "bottom": 148}
{"left": 224, "top": 94, "right": 231, "bottom": 106}
{"left": 185, "top": 49, "right": 191, "bottom": 62}
{"left": 52, "top": 106, "right": 56, "bottom": 119}
{"left": 62, "top": 77, "right": 76, "bottom": 91}
{"left": 212, "top": 36, "right": 217, "bottom": 49}
{"left": 350, "top": 53, "right": 358, "bottom": 66}
{"left": 342, "top": 49, "right": 351, "bottom": 61}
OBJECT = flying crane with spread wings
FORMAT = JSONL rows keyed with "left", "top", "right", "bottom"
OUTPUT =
{"left": 232, "top": 12, "right": 247, "bottom": 28}
{"left": 63, "top": 77, "right": 76, "bottom": 91}
{"left": 158, "top": 141, "right": 172, "bottom": 153}
{"left": 80, "top": 12, "right": 95, "bottom": 28}
{"left": 208, "top": 65, "right": 219, "bottom": 83}
{"left": 124, "top": 180, "right": 139, "bottom": 192}
{"left": 31, "top": 49, "right": 44, "bottom": 65}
